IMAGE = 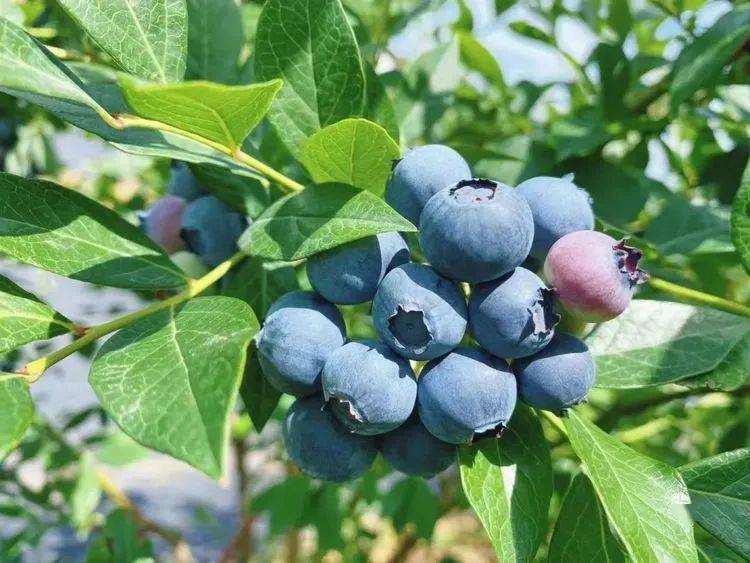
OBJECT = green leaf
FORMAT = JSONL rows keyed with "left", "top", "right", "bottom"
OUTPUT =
{"left": 89, "top": 297, "right": 258, "bottom": 478}
{"left": 586, "top": 300, "right": 750, "bottom": 388}
{"left": 363, "top": 64, "right": 399, "bottom": 142}
{"left": 300, "top": 118, "right": 400, "bottom": 196}
{"left": 382, "top": 478, "right": 440, "bottom": 539}
{"left": 680, "top": 449, "right": 750, "bottom": 560}
{"left": 0, "top": 275, "right": 71, "bottom": 355}
{"left": 186, "top": 0, "right": 244, "bottom": 84}
{"left": 0, "top": 173, "right": 185, "bottom": 290}
{"left": 458, "top": 407, "right": 552, "bottom": 562}
{"left": 0, "top": 17, "right": 105, "bottom": 115}
{"left": 606, "top": 0, "right": 632, "bottom": 42}
{"left": 564, "top": 410, "right": 698, "bottom": 563}
{"left": 222, "top": 257, "right": 300, "bottom": 319}
{"left": 254, "top": 476, "right": 312, "bottom": 535}
{"left": 238, "top": 344, "right": 281, "bottom": 433}
{"left": 594, "top": 43, "right": 630, "bottom": 121}
{"left": 671, "top": 6, "right": 750, "bottom": 110}
{"left": 647, "top": 199, "right": 733, "bottom": 256}
{"left": 548, "top": 473, "right": 626, "bottom": 563}
{"left": 121, "top": 78, "right": 283, "bottom": 151}
{"left": 509, "top": 21, "right": 552, "bottom": 44}
{"left": 255, "top": 0, "right": 366, "bottom": 157}
{"left": 300, "top": 484, "right": 343, "bottom": 550}
{"left": 56, "top": 0, "right": 188, "bottom": 83}
{"left": 0, "top": 0, "right": 24, "bottom": 24}
{"left": 731, "top": 162, "right": 750, "bottom": 275}
{"left": 454, "top": 0, "right": 473, "bottom": 31}
{"left": 95, "top": 431, "right": 150, "bottom": 467}
{"left": 681, "top": 333, "right": 750, "bottom": 392}
{"left": 70, "top": 454, "right": 102, "bottom": 533}
{"left": 86, "top": 509, "right": 154, "bottom": 563}
{"left": 189, "top": 163, "right": 269, "bottom": 219}
{"left": 0, "top": 374, "right": 33, "bottom": 461}
{"left": 457, "top": 31, "right": 506, "bottom": 93}
{"left": 550, "top": 109, "right": 610, "bottom": 161}
{"left": 239, "top": 183, "right": 417, "bottom": 261}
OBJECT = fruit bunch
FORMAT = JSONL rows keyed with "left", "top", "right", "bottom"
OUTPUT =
{"left": 139, "top": 162, "right": 248, "bottom": 275}
{"left": 148, "top": 147, "right": 648, "bottom": 483}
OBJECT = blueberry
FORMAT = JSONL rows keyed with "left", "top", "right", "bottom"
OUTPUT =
{"left": 0, "top": 119, "right": 15, "bottom": 148}
{"left": 469, "top": 267, "right": 560, "bottom": 359}
{"left": 417, "top": 348, "right": 517, "bottom": 444}
{"left": 169, "top": 162, "right": 207, "bottom": 201}
{"left": 322, "top": 340, "right": 416, "bottom": 435}
{"left": 257, "top": 291, "right": 346, "bottom": 396}
{"left": 372, "top": 263, "right": 467, "bottom": 361}
{"left": 139, "top": 196, "right": 187, "bottom": 254}
{"left": 284, "top": 395, "right": 377, "bottom": 482}
{"left": 385, "top": 144, "right": 471, "bottom": 225}
{"left": 516, "top": 175, "right": 595, "bottom": 259}
{"left": 514, "top": 332, "right": 595, "bottom": 414}
{"left": 419, "top": 179, "right": 534, "bottom": 283}
{"left": 307, "top": 233, "right": 410, "bottom": 304}
{"left": 379, "top": 413, "right": 455, "bottom": 478}
{"left": 544, "top": 231, "right": 648, "bottom": 322}
{"left": 181, "top": 196, "right": 247, "bottom": 266}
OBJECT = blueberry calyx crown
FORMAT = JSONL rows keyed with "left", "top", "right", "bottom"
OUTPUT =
{"left": 449, "top": 178, "right": 498, "bottom": 203}
{"left": 471, "top": 422, "right": 506, "bottom": 444}
{"left": 388, "top": 306, "right": 432, "bottom": 353}
{"left": 528, "top": 287, "right": 561, "bottom": 339}
{"left": 325, "top": 396, "right": 364, "bottom": 427}
{"left": 613, "top": 239, "right": 649, "bottom": 288}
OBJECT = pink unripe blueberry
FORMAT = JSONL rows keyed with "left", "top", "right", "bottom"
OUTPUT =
{"left": 141, "top": 196, "right": 187, "bottom": 254}
{"left": 544, "top": 231, "right": 648, "bottom": 322}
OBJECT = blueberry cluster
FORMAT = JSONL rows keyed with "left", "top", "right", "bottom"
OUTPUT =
{"left": 139, "top": 163, "right": 248, "bottom": 272}
{"left": 256, "top": 144, "right": 648, "bottom": 483}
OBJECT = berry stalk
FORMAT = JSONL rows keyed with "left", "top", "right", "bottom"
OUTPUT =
{"left": 649, "top": 277, "right": 750, "bottom": 318}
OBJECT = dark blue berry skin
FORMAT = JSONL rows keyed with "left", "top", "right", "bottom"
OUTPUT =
{"left": 379, "top": 414, "right": 455, "bottom": 478}
{"left": 169, "top": 162, "right": 207, "bottom": 201}
{"left": 180, "top": 196, "right": 247, "bottom": 266}
{"left": 516, "top": 175, "right": 595, "bottom": 259}
{"left": 307, "top": 232, "right": 410, "bottom": 305}
{"left": 284, "top": 395, "right": 377, "bottom": 482}
{"left": 469, "top": 267, "right": 560, "bottom": 360}
{"left": 419, "top": 179, "right": 534, "bottom": 283}
{"left": 257, "top": 291, "right": 346, "bottom": 397}
{"left": 418, "top": 348, "right": 517, "bottom": 445}
{"left": 372, "top": 263, "right": 467, "bottom": 361}
{"left": 514, "top": 332, "right": 595, "bottom": 414}
{"left": 322, "top": 340, "right": 416, "bottom": 435}
{"left": 385, "top": 145, "right": 471, "bottom": 225}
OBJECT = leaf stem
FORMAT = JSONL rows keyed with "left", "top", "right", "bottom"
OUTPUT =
{"left": 648, "top": 277, "right": 750, "bottom": 318}
{"left": 20, "top": 251, "right": 246, "bottom": 382}
{"left": 100, "top": 112, "right": 304, "bottom": 193}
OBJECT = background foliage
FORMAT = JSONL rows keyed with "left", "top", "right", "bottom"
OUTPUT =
{"left": 0, "top": 0, "right": 749, "bottom": 561}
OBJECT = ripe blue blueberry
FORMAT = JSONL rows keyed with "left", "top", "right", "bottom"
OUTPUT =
{"left": 372, "top": 263, "right": 467, "bottom": 361}
{"left": 469, "top": 267, "right": 560, "bottom": 359}
{"left": 419, "top": 179, "right": 534, "bottom": 283}
{"left": 544, "top": 231, "right": 648, "bottom": 322}
{"left": 284, "top": 395, "right": 377, "bottom": 482}
{"left": 378, "top": 413, "right": 455, "bottom": 478}
{"left": 516, "top": 175, "right": 595, "bottom": 258}
{"left": 169, "top": 162, "right": 207, "bottom": 201}
{"left": 257, "top": 291, "right": 346, "bottom": 396}
{"left": 322, "top": 340, "right": 416, "bottom": 435}
{"left": 513, "top": 332, "right": 595, "bottom": 414}
{"left": 417, "top": 348, "right": 517, "bottom": 444}
{"left": 139, "top": 196, "right": 187, "bottom": 254}
{"left": 385, "top": 144, "right": 471, "bottom": 225}
{"left": 307, "top": 232, "right": 410, "bottom": 304}
{"left": 181, "top": 196, "right": 247, "bottom": 266}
